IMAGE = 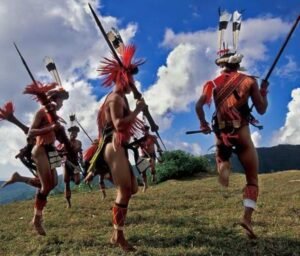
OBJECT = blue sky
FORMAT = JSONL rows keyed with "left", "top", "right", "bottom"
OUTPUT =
{"left": 99, "top": 0, "right": 300, "bottom": 152}
{"left": 0, "top": 0, "right": 299, "bottom": 179}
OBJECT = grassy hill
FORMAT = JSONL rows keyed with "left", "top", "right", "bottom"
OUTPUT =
{"left": 0, "top": 171, "right": 300, "bottom": 256}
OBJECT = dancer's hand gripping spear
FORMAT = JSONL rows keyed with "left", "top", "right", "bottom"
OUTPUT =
{"left": 88, "top": 3, "right": 167, "bottom": 151}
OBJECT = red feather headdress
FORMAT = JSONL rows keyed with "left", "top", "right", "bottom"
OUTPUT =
{"left": 23, "top": 81, "right": 68, "bottom": 103}
{"left": 98, "top": 45, "right": 145, "bottom": 91}
{"left": 0, "top": 101, "right": 14, "bottom": 121}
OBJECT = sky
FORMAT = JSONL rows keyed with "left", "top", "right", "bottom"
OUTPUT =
{"left": 0, "top": 0, "right": 300, "bottom": 180}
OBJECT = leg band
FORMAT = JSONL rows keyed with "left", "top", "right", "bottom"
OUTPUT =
{"left": 112, "top": 203, "right": 128, "bottom": 231}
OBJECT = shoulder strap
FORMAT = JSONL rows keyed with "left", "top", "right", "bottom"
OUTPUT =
{"left": 214, "top": 73, "right": 247, "bottom": 110}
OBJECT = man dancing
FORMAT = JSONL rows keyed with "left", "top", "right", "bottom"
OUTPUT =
{"left": 57, "top": 122, "right": 83, "bottom": 208}
{"left": 138, "top": 125, "right": 162, "bottom": 191}
{"left": 85, "top": 44, "right": 146, "bottom": 251}
{"left": 195, "top": 10, "right": 268, "bottom": 239}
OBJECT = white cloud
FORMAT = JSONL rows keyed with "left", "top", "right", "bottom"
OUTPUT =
{"left": 142, "top": 17, "right": 290, "bottom": 134}
{"left": 0, "top": 3, "right": 295, "bottom": 180}
{"left": 272, "top": 88, "right": 300, "bottom": 145}
{"left": 251, "top": 131, "right": 262, "bottom": 147}
{"left": 275, "top": 56, "right": 300, "bottom": 80}
{"left": 0, "top": 0, "right": 138, "bottom": 179}
{"left": 164, "top": 139, "right": 203, "bottom": 155}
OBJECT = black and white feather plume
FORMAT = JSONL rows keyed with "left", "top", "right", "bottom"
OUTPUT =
{"left": 44, "top": 56, "right": 62, "bottom": 86}
{"left": 218, "top": 9, "right": 232, "bottom": 54}
{"left": 232, "top": 11, "right": 242, "bottom": 51}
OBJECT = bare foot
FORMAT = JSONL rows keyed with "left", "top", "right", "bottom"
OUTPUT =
{"left": 142, "top": 184, "right": 148, "bottom": 193}
{"left": 239, "top": 220, "right": 257, "bottom": 239}
{"left": 110, "top": 230, "right": 136, "bottom": 252}
{"left": 101, "top": 190, "right": 106, "bottom": 200}
{"left": 84, "top": 172, "right": 94, "bottom": 184}
{"left": 1, "top": 172, "right": 22, "bottom": 188}
{"left": 31, "top": 215, "right": 46, "bottom": 236}
{"left": 66, "top": 198, "right": 71, "bottom": 208}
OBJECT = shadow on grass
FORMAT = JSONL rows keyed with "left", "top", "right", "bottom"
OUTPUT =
{"left": 130, "top": 225, "right": 300, "bottom": 255}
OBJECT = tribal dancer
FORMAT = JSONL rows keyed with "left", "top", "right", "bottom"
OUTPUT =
{"left": 85, "top": 45, "right": 146, "bottom": 252}
{"left": 2, "top": 83, "right": 69, "bottom": 236}
{"left": 27, "top": 84, "right": 69, "bottom": 235}
{"left": 57, "top": 121, "right": 83, "bottom": 208}
{"left": 195, "top": 10, "right": 268, "bottom": 239}
{"left": 137, "top": 125, "right": 162, "bottom": 191}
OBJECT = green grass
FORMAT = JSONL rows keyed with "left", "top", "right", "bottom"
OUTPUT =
{"left": 0, "top": 171, "right": 300, "bottom": 256}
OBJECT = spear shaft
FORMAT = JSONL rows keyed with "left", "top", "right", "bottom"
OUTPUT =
{"left": 88, "top": 3, "right": 166, "bottom": 149}
{"left": 14, "top": 43, "right": 37, "bottom": 85}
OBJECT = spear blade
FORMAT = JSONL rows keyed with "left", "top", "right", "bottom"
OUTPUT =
{"left": 88, "top": 3, "right": 123, "bottom": 67}
{"left": 13, "top": 42, "right": 37, "bottom": 85}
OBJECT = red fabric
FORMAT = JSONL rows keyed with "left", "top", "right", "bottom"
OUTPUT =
{"left": 202, "top": 81, "right": 214, "bottom": 106}
{"left": 220, "top": 132, "right": 239, "bottom": 147}
{"left": 202, "top": 73, "right": 230, "bottom": 106}
{"left": 112, "top": 205, "right": 127, "bottom": 229}
{"left": 243, "top": 185, "right": 259, "bottom": 202}
{"left": 0, "top": 101, "right": 14, "bottom": 121}
{"left": 217, "top": 48, "right": 230, "bottom": 56}
{"left": 83, "top": 143, "right": 98, "bottom": 161}
{"left": 115, "top": 117, "right": 144, "bottom": 146}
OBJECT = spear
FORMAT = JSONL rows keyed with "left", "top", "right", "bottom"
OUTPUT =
{"left": 88, "top": 3, "right": 167, "bottom": 150}
{"left": 14, "top": 43, "right": 78, "bottom": 166}
{"left": 185, "top": 130, "right": 210, "bottom": 135}
{"left": 14, "top": 43, "right": 37, "bottom": 85}
{"left": 69, "top": 114, "right": 93, "bottom": 143}
{"left": 250, "top": 15, "right": 300, "bottom": 110}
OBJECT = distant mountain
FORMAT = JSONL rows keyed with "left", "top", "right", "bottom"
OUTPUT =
{"left": 0, "top": 181, "right": 36, "bottom": 205}
{"left": 0, "top": 166, "right": 141, "bottom": 205}
{"left": 205, "top": 144, "right": 300, "bottom": 173}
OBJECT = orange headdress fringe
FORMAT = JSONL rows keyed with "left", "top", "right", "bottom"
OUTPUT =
{"left": 97, "top": 45, "right": 145, "bottom": 91}
{"left": 114, "top": 117, "right": 144, "bottom": 146}
{"left": 23, "top": 81, "right": 57, "bottom": 102}
{"left": 0, "top": 101, "right": 14, "bottom": 121}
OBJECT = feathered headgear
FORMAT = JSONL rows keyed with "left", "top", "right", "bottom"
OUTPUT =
{"left": 215, "top": 9, "right": 243, "bottom": 66}
{"left": 23, "top": 81, "right": 69, "bottom": 102}
{"left": 0, "top": 101, "right": 14, "bottom": 121}
{"left": 68, "top": 114, "right": 80, "bottom": 133}
{"left": 98, "top": 45, "right": 145, "bottom": 91}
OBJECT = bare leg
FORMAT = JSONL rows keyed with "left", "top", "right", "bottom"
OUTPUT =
{"left": 236, "top": 126, "right": 259, "bottom": 239}
{"left": 1, "top": 172, "right": 41, "bottom": 188}
{"left": 218, "top": 161, "right": 231, "bottom": 187}
{"left": 73, "top": 172, "right": 81, "bottom": 185}
{"left": 215, "top": 137, "right": 231, "bottom": 187}
{"left": 64, "top": 167, "right": 72, "bottom": 208}
{"left": 142, "top": 172, "right": 148, "bottom": 193}
{"left": 104, "top": 143, "right": 137, "bottom": 252}
{"left": 150, "top": 159, "right": 156, "bottom": 183}
{"left": 99, "top": 175, "right": 106, "bottom": 199}
{"left": 31, "top": 145, "right": 57, "bottom": 236}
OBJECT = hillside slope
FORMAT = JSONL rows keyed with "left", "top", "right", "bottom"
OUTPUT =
{"left": 0, "top": 171, "right": 300, "bottom": 256}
